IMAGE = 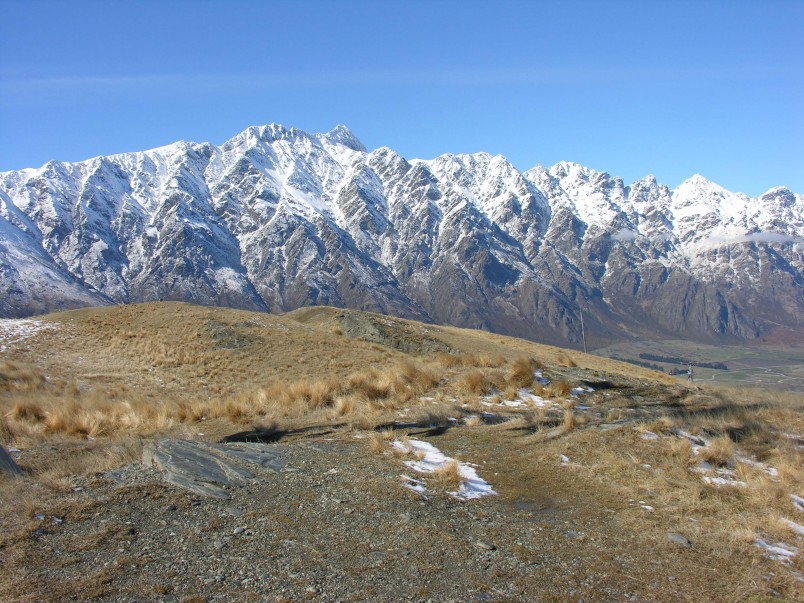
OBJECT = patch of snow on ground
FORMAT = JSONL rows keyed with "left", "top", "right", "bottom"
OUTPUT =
{"left": 518, "top": 391, "right": 553, "bottom": 408}
{"left": 640, "top": 431, "right": 660, "bottom": 441}
{"left": 393, "top": 439, "right": 496, "bottom": 500}
{"left": 702, "top": 475, "right": 747, "bottom": 487}
{"left": 0, "top": 319, "right": 57, "bottom": 352}
{"left": 792, "top": 494, "right": 804, "bottom": 512}
{"left": 560, "top": 454, "right": 582, "bottom": 468}
{"left": 501, "top": 399, "right": 527, "bottom": 408}
{"left": 571, "top": 386, "right": 594, "bottom": 397}
{"left": 400, "top": 474, "right": 427, "bottom": 494}
{"left": 695, "top": 465, "right": 746, "bottom": 487}
{"left": 754, "top": 539, "right": 798, "bottom": 564}
{"left": 784, "top": 519, "right": 804, "bottom": 536}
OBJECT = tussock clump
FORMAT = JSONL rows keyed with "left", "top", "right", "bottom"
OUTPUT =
{"left": 367, "top": 431, "right": 388, "bottom": 454}
{"left": 699, "top": 435, "right": 734, "bottom": 467}
{"left": 43, "top": 401, "right": 107, "bottom": 438}
{"left": 433, "top": 459, "right": 462, "bottom": 486}
{"left": 464, "top": 415, "right": 482, "bottom": 427}
{"left": 557, "top": 352, "right": 577, "bottom": 368}
{"left": 174, "top": 400, "right": 209, "bottom": 423}
{"left": 508, "top": 356, "right": 536, "bottom": 388}
{"left": 530, "top": 382, "right": 545, "bottom": 396}
{"left": 389, "top": 361, "right": 440, "bottom": 400}
{"left": 480, "top": 354, "right": 505, "bottom": 368}
{"left": 0, "top": 415, "right": 13, "bottom": 445}
{"left": 0, "top": 361, "right": 47, "bottom": 392}
{"left": 435, "top": 353, "right": 465, "bottom": 369}
{"left": 503, "top": 385, "right": 520, "bottom": 400}
{"left": 668, "top": 437, "right": 694, "bottom": 465}
{"left": 220, "top": 398, "right": 250, "bottom": 423}
{"left": 561, "top": 410, "right": 576, "bottom": 433}
{"left": 332, "top": 396, "right": 355, "bottom": 417}
{"left": 642, "top": 416, "right": 678, "bottom": 435}
{"left": 348, "top": 369, "right": 391, "bottom": 401}
{"left": 549, "top": 380, "right": 572, "bottom": 398}
{"left": 10, "top": 402, "right": 46, "bottom": 423}
{"left": 286, "top": 378, "right": 339, "bottom": 409}
{"left": 460, "top": 370, "right": 491, "bottom": 395}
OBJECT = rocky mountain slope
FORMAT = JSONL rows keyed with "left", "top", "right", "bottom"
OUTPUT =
{"left": 1, "top": 124, "right": 801, "bottom": 346}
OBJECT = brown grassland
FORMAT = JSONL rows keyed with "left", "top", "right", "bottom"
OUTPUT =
{"left": 0, "top": 302, "right": 802, "bottom": 601}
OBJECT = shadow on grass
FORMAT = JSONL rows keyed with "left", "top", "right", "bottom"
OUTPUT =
{"left": 221, "top": 423, "right": 340, "bottom": 444}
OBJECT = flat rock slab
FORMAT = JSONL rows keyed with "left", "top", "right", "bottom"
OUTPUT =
{"left": 0, "top": 445, "right": 23, "bottom": 477}
{"left": 143, "top": 439, "right": 287, "bottom": 499}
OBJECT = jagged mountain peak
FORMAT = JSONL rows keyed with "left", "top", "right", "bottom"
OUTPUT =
{"left": 321, "top": 124, "right": 367, "bottom": 152}
{"left": 0, "top": 123, "right": 800, "bottom": 346}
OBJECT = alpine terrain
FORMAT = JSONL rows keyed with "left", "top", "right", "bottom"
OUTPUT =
{"left": 1, "top": 124, "right": 801, "bottom": 347}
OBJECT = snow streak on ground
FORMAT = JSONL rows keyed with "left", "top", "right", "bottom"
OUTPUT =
{"left": 393, "top": 439, "right": 496, "bottom": 501}
{"left": 754, "top": 539, "right": 799, "bottom": 564}
{"left": 0, "top": 319, "right": 57, "bottom": 353}
{"left": 784, "top": 519, "right": 804, "bottom": 536}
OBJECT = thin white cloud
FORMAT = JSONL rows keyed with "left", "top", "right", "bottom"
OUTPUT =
{"left": 3, "top": 63, "right": 800, "bottom": 94}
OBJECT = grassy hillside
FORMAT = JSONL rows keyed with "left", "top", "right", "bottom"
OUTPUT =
{"left": 0, "top": 303, "right": 802, "bottom": 601}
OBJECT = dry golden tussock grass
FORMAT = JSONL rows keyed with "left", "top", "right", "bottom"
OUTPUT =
{"left": 433, "top": 459, "right": 462, "bottom": 486}
{"left": 503, "top": 385, "right": 520, "bottom": 400}
{"left": 434, "top": 353, "right": 464, "bottom": 368}
{"left": 464, "top": 415, "right": 482, "bottom": 427}
{"left": 530, "top": 382, "right": 545, "bottom": 396}
{"left": 460, "top": 370, "right": 491, "bottom": 395}
{"left": 347, "top": 369, "right": 391, "bottom": 401}
{"left": 548, "top": 380, "right": 572, "bottom": 398}
{"left": 641, "top": 415, "right": 678, "bottom": 434}
{"left": 367, "top": 431, "right": 388, "bottom": 454}
{"left": 0, "top": 361, "right": 47, "bottom": 392}
{"left": 507, "top": 356, "right": 536, "bottom": 388}
{"left": 561, "top": 410, "right": 576, "bottom": 433}
{"left": 557, "top": 352, "right": 577, "bottom": 368}
{"left": 699, "top": 435, "right": 734, "bottom": 467}
{"left": 667, "top": 436, "right": 693, "bottom": 464}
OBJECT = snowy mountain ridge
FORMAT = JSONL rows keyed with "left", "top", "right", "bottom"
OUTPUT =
{"left": 1, "top": 124, "right": 801, "bottom": 346}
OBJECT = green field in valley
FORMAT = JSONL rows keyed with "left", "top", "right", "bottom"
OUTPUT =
{"left": 593, "top": 339, "right": 804, "bottom": 392}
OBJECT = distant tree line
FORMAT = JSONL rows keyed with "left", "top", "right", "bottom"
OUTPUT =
{"left": 611, "top": 356, "right": 664, "bottom": 371}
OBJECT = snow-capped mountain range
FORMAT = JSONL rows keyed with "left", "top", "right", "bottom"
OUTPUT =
{"left": 1, "top": 124, "right": 801, "bottom": 346}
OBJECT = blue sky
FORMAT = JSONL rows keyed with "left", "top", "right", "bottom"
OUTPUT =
{"left": 1, "top": 0, "right": 801, "bottom": 196}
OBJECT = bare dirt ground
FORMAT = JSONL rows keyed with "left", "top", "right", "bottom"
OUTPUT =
{"left": 1, "top": 303, "right": 802, "bottom": 602}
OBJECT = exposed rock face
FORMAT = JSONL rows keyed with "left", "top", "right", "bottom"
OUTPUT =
{"left": 142, "top": 439, "right": 286, "bottom": 499}
{"left": 1, "top": 124, "right": 801, "bottom": 346}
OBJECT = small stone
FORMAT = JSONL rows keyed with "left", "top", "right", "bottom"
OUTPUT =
{"left": 165, "top": 504, "right": 178, "bottom": 512}
{"left": 476, "top": 540, "right": 496, "bottom": 551}
{"left": 233, "top": 526, "right": 245, "bottom": 535}
{"left": 666, "top": 532, "right": 693, "bottom": 548}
